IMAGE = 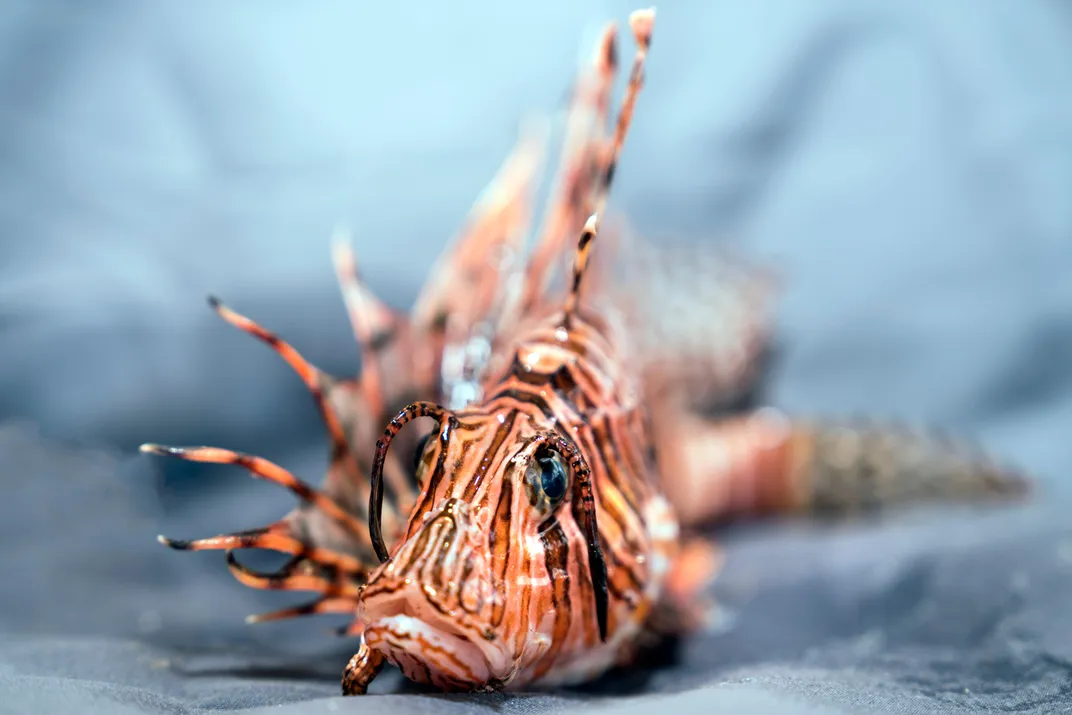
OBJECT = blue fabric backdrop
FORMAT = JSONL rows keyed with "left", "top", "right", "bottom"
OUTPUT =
{"left": 2, "top": 2, "right": 1071, "bottom": 713}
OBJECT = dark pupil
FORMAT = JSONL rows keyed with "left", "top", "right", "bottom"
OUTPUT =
{"left": 413, "top": 433, "right": 432, "bottom": 473}
{"left": 538, "top": 455, "right": 568, "bottom": 502}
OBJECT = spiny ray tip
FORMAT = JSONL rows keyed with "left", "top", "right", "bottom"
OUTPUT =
{"left": 157, "top": 535, "right": 191, "bottom": 550}
{"left": 331, "top": 226, "right": 358, "bottom": 264}
{"left": 594, "top": 22, "right": 618, "bottom": 70}
{"left": 629, "top": 8, "right": 656, "bottom": 45}
{"left": 140, "top": 443, "right": 181, "bottom": 456}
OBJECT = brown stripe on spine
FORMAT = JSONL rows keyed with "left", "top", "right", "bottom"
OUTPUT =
{"left": 584, "top": 471, "right": 646, "bottom": 598}
{"left": 393, "top": 521, "right": 439, "bottom": 583}
{"left": 530, "top": 517, "right": 572, "bottom": 681}
{"left": 488, "top": 478, "right": 513, "bottom": 628}
{"left": 495, "top": 368, "right": 585, "bottom": 421}
{"left": 567, "top": 492, "right": 600, "bottom": 643}
{"left": 565, "top": 359, "right": 613, "bottom": 407}
{"left": 513, "top": 525, "right": 535, "bottom": 658}
{"left": 597, "top": 531, "right": 642, "bottom": 607}
{"left": 488, "top": 367, "right": 598, "bottom": 427}
{"left": 408, "top": 416, "right": 460, "bottom": 536}
{"left": 619, "top": 413, "right": 653, "bottom": 481}
{"left": 462, "top": 410, "right": 518, "bottom": 502}
{"left": 487, "top": 387, "right": 559, "bottom": 423}
{"left": 551, "top": 365, "right": 592, "bottom": 415}
{"left": 414, "top": 519, "right": 450, "bottom": 582}
{"left": 589, "top": 418, "right": 643, "bottom": 517}
{"left": 550, "top": 313, "right": 618, "bottom": 376}
{"left": 574, "top": 448, "right": 645, "bottom": 592}
{"left": 367, "top": 326, "right": 397, "bottom": 353}
{"left": 427, "top": 513, "right": 458, "bottom": 592}
{"left": 506, "top": 354, "right": 556, "bottom": 386}
{"left": 573, "top": 303, "right": 614, "bottom": 340}
{"left": 458, "top": 553, "right": 480, "bottom": 614}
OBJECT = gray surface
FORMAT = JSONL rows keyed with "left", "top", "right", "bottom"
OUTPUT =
{"left": 3, "top": 1, "right": 1072, "bottom": 714}
{"left": 3, "top": 423, "right": 1072, "bottom": 715}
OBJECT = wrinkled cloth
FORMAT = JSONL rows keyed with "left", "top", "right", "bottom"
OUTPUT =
{"left": 2, "top": 1, "right": 1072, "bottom": 714}
{"left": 3, "top": 423, "right": 1071, "bottom": 715}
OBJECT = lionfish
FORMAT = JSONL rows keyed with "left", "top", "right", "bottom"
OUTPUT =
{"left": 141, "top": 8, "right": 1029, "bottom": 695}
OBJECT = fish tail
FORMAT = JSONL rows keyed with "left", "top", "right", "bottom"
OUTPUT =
{"left": 656, "top": 408, "right": 1030, "bottom": 527}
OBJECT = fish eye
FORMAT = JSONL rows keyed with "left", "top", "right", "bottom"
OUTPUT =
{"left": 525, "top": 444, "right": 571, "bottom": 515}
{"left": 538, "top": 451, "right": 568, "bottom": 501}
{"left": 412, "top": 432, "right": 433, "bottom": 474}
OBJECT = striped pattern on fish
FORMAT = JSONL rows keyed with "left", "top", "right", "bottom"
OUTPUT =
{"left": 140, "top": 6, "right": 1031, "bottom": 697}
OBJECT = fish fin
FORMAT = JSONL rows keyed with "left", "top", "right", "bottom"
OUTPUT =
{"left": 148, "top": 280, "right": 429, "bottom": 591}
{"left": 155, "top": 521, "right": 367, "bottom": 627}
{"left": 519, "top": 10, "right": 655, "bottom": 321}
{"left": 411, "top": 117, "right": 547, "bottom": 338}
{"left": 648, "top": 538, "right": 725, "bottom": 636}
{"left": 410, "top": 120, "right": 548, "bottom": 407}
{"left": 588, "top": 222, "right": 781, "bottom": 412}
{"left": 517, "top": 20, "right": 620, "bottom": 317}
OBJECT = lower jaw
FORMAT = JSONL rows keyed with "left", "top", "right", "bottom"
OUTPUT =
{"left": 364, "top": 614, "right": 496, "bottom": 688}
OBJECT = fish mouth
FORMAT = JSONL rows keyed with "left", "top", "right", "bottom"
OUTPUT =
{"left": 363, "top": 603, "right": 497, "bottom": 688}
{"left": 360, "top": 499, "right": 512, "bottom": 687}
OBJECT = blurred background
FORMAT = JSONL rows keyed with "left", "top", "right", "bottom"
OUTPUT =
{"left": 2, "top": 0, "right": 1070, "bottom": 469}
{"left": 1, "top": 0, "right": 1071, "bottom": 709}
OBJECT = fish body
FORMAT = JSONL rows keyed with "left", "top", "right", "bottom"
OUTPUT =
{"left": 358, "top": 303, "right": 678, "bottom": 690}
{"left": 142, "top": 7, "right": 1029, "bottom": 696}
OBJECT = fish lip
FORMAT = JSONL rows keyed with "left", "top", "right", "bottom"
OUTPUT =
{"left": 360, "top": 566, "right": 525, "bottom": 685}
{"left": 364, "top": 612, "right": 495, "bottom": 686}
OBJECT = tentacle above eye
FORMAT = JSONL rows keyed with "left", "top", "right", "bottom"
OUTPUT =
{"left": 368, "top": 401, "right": 455, "bottom": 563}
